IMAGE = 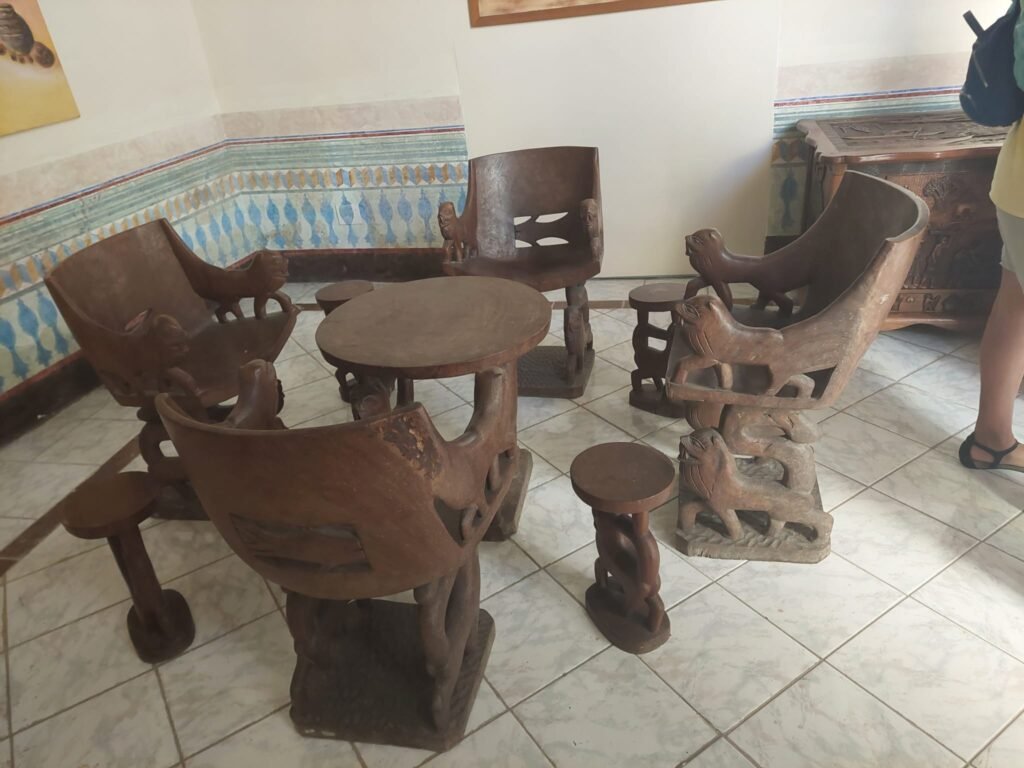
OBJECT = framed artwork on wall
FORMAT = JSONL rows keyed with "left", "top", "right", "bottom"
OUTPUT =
{"left": 469, "top": 0, "right": 713, "bottom": 27}
{"left": 0, "top": 0, "right": 78, "bottom": 137}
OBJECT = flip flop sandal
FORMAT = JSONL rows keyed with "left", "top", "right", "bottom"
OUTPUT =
{"left": 959, "top": 432, "right": 1024, "bottom": 473}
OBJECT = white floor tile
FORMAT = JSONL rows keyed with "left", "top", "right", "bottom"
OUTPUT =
{"left": 731, "top": 664, "right": 959, "bottom": 768}
{"left": 685, "top": 739, "right": 757, "bottom": 768}
{"left": 34, "top": 418, "right": 139, "bottom": 465}
{"left": 859, "top": 335, "right": 943, "bottom": 381}
{"left": 572, "top": 358, "right": 633, "bottom": 405}
{"left": 832, "top": 368, "right": 894, "bottom": 409}
{"left": 515, "top": 649, "right": 714, "bottom": 767}
{"left": 427, "top": 713, "right": 552, "bottom": 768}
{"left": 161, "top": 613, "right": 294, "bottom": 756}
{"left": 831, "top": 489, "right": 976, "bottom": 592}
{"left": 831, "top": 599, "right": 1024, "bottom": 759}
{"left": 847, "top": 383, "right": 977, "bottom": 448}
{"left": 645, "top": 585, "right": 816, "bottom": 731}
{"left": 479, "top": 541, "right": 538, "bottom": 600}
{"left": 595, "top": 340, "right": 636, "bottom": 372}
{"left": 916, "top": 544, "right": 1024, "bottom": 661}
{"left": 519, "top": 409, "right": 632, "bottom": 472}
{"left": 974, "top": 713, "right": 1024, "bottom": 767}
{"left": 584, "top": 388, "right": 681, "bottom": 438}
{"left": 512, "top": 476, "right": 597, "bottom": 567}
{"left": 902, "top": 355, "right": 985, "bottom": 410}
{"left": 816, "top": 413, "right": 926, "bottom": 485}
{"left": 12, "top": 673, "right": 179, "bottom": 768}
{"left": 0, "top": 461, "right": 95, "bottom": 519}
{"left": 720, "top": 555, "right": 901, "bottom": 656}
{"left": 142, "top": 520, "right": 233, "bottom": 583}
{"left": 482, "top": 572, "right": 607, "bottom": 705}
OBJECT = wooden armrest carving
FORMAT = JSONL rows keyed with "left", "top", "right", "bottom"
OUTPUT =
{"left": 438, "top": 202, "right": 476, "bottom": 264}
{"left": 683, "top": 228, "right": 809, "bottom": 319}
{"left": 225, "top": 360, "right": 286, "bottom": 429}
{"left": 176, "top": 248, "right": 290, "bottom": 322}
{"left": 580, "top": 198, "right": 603, "bottom": 262}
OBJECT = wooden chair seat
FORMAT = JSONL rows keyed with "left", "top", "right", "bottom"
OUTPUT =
{"left": 444, "top": 247, "right": 600, "bottom": 294}
{"left": 60, "top": 472, "right": 161, "bottom": 540}
{"left": 182, "top": 311, "right": 296, "bottom": 406}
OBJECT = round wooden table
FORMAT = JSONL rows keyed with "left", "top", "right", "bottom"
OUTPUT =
{"left": 316, "top": 276, "right": 551, "bottom": 539}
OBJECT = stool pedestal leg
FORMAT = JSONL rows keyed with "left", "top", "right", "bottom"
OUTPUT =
{"left": 108, "top": 527, "right": 195, "bottom": 662}
{"left": 585, "top": 507, "right": 670, "bottom": 654}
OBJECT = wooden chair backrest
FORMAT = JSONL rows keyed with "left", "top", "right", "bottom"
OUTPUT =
{"left": 45, "top": 219, "right": 210, "bottom": 336}
{"left": 469, "top": 146, "right": 600, "bottom": 259}
{"left": 157, "top": 396, "right": 475, "bottom": 600}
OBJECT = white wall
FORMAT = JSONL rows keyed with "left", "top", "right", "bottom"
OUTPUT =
{"left": 0, "top": 0, "right": 219, "bottom": 174}
{"left": 455, "top": 0, "right": 780, "bottom": 275}
{"left": 190, "top": 0, "right": 462, "bottom": 113}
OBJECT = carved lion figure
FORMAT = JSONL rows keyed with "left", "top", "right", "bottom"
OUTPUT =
{"left": 683, "top": 228, "right": 808, "bottom": 318}
{"left": 670, "top": 295, "right": 815, "bottom": 398}
{"left": 580, "top": 198, "right": 602, "bottom": 260}
{"left": 678, "top": 428, "right": 829, "bottom": 541}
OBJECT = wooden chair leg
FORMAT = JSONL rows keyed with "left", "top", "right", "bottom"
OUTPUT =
{"left": 107, "top": 527, "right": 195, "bottom": 662}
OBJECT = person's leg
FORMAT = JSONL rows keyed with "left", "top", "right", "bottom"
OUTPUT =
{"left": 969, "top": 208, "right": 1024, "bottom": 468}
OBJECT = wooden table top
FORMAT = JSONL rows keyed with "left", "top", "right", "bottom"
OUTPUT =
{"left": 316, "top": 276, "right": 551, "bottom": 379}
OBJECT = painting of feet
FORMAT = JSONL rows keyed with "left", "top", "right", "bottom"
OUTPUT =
{"left": 469, "top": 0, "right": 710, "bottom": 27}
{"left": 0, "top": 0, "right": 78, "bottom": 136}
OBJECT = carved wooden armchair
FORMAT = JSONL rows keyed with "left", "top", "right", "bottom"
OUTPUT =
{"left": 156, "top": 359, "right": 514, "bottom": 751}
{"left": 667, "top": 172, "right": 929, "bottom": 563}
{"left": 45, "top": 219, "right": 297, "bottom": 514}
{"left": 438, "top": 146, "right": 603, "bottom": 398}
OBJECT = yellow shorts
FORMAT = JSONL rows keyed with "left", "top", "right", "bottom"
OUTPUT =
{"left": 999, "top": 207, "right": 1024, "bottom": 285}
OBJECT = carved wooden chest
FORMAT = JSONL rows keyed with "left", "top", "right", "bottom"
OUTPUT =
{"left": 798, "top": 111, "right": 1008, "bottom": 330}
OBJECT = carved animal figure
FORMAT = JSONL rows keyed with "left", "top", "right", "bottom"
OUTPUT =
{"left": 581, "top": 198, "right": 603, "bottom": 260}
{"left": 0, "top": 4, "right": 54, "bottom": 67}
{"left": 679, "top": 429, "right": 830, "bottom": 540}
{"left": 225, "top": 360, "right": 285, "bottom": 430}
{"left": 176, "top": 250, "right": 289, "bottom": 322}
{"left": 671, "top": 295, "right": 816, "bottom": 397}
{"left": 720, "top": 406, "right": 818, "bottom": 493}
{"left": 683, "top": 229, "right": 813, "bottom": 318}
{"left": 438, "top": 202, "right": 470, "bottom": 263}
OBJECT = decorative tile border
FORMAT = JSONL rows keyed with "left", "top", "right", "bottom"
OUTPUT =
{"left": 0, "top": 122, "right": 468, "bottom": 395}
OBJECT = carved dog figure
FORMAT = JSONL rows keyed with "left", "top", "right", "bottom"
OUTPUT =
{"left": 670, "top": 295, "right": 815, "bottom": 398}
{"left": 683, "top": 228, "right": 813, "bottom": 318}
{"left": 679, "top": 428, "right": 830, "bottom": 540}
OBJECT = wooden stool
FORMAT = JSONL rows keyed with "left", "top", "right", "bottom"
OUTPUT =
{"left": 60, "top": 472, "right": 196, "bottom": 662}
{"left": 628, "top": 283, "right": 688, "bottom": 418}
{"left": 570, "top": 442, "right": 675, "bottom": 653}
{"left": 315, "top": 281, "right": 375, "bottom": 404}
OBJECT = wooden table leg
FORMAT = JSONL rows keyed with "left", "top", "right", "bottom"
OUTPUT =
{"left": 484, "top": 362, "right": 532, "bottom": 541}
{"left": 108, "top": 527, "right": 195, "bottom": 662}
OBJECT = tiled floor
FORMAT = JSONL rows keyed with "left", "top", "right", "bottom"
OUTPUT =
{"left": 0, "top": 278, "right": 1022, "bottom": 767}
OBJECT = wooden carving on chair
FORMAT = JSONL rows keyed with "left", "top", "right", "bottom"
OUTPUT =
{"left": 156, "top": 358, "right": 525, "bottom": 750}
{"left": 438, "top": 146, "right": 603, "bottom": 398}
{"left": 667, "top": 172, "right": 929, "bottom": 563}
{"left": 45, "top": 219, "right": 297, "bottom": 518}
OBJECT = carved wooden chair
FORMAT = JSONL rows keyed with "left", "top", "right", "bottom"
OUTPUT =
{"left": 667, "top": 171, "right": 929, "bottom": 563}
{"left": 45, "top": 219, "right": 297, "bottom": 516}
{"left": 438, "top": 146, "right": 603, "bottom": 398}
{"left": 156, "top": 359, "right": 512, "bottom": 751}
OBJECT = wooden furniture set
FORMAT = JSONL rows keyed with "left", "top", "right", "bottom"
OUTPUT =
{"left": 45, "top": 145, "right": 941, "bottom": 750}
{"left": 798, "top": 111, "right": 1005, "bottom": 331}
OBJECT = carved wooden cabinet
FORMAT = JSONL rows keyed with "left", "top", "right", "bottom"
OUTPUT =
{"left": 798, "top": 112, "right": 1008, "bottom": 330}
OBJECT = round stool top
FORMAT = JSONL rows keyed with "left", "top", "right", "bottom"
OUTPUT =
{"left": 629, "top": 283, "right": 689, "bottom": 312}
{"left": 315, "top": 281, "right": 375, "bottom": 313}
{"left": 570, "top": 442, "right": 676, "bottom": 515}
{"left": 60, "top": 471, "right": 162, "bottom": 540}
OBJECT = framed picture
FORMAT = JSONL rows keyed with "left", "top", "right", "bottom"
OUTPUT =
{"left": 469, "top": 0, "right": 713, "bottom": 27}
{"left": 0, "top": 0, "right": 78, "bottom": 137}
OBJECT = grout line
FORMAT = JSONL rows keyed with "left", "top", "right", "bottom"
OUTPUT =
{"left": 176, "top": 703, "right": 290, "bottom": 764}
{"left": 154, "top": 666, "right": 186, "bottom": 768}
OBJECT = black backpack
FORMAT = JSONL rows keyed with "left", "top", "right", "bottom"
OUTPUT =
{"left": 961, "top": 1, "right": 1024, "bottom": 126}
